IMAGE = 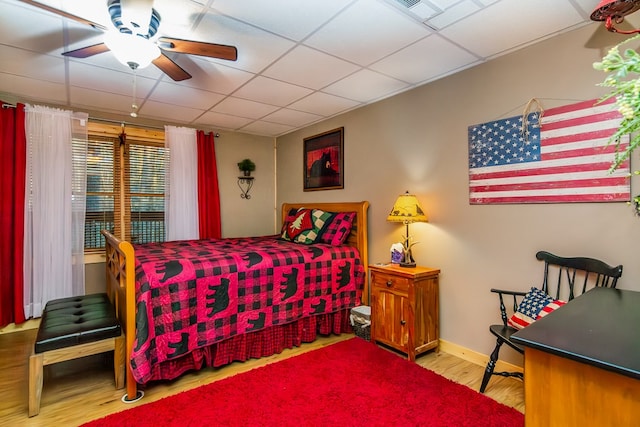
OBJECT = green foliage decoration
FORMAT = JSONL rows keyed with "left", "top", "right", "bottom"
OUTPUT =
{"left": 593, "top": 35, "right": 640, "bottom": 211}
{"left": 594, "top": 34, "right": 640, "bottom": 172}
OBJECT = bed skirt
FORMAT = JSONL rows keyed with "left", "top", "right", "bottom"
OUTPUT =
{"left": 139, "top": 308, "right": 353, "bottom": 384}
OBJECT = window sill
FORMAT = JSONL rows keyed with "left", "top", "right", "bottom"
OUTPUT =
{"left": 84, "top": 253, "right": 105, "bottom": 264}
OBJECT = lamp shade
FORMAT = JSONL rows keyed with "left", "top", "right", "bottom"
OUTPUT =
{"left": 387, "top": 191, "right": 428, "bottom": 223}
{"left": 104, "top": 32, "right": 161, "bottom": 69}
{"left": 591, "top": 0, "right": 640, "bottom": 21}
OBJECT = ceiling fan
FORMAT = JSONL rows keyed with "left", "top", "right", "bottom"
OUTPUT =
{"left": 18, "top": 0, "right": 238, "bottom": 81}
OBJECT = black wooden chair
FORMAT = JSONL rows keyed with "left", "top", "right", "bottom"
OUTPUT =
{"left": 479, "top": 250, "right": 623, "bottom": 393}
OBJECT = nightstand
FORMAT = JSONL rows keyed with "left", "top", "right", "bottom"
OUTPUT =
{"left": 369, "top": 264, "right": 440, "bottom": 361}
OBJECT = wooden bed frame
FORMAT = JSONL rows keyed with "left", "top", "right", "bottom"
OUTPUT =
{"left": 102, "top": 201, "right": 369, "bottom": 402}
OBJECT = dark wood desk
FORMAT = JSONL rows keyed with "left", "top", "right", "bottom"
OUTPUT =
{"left": 512, "top": 287, "right": 640, "bottom": 427}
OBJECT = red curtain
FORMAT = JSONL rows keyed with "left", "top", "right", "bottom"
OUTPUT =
{"left": 0, "top": 102, "right": 26, "bottom": 327}
{"left": 196, "top": 131, "right": 221, "bottom": 239}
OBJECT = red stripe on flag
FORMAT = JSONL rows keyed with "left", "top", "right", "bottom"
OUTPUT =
{"left": 542, "top": 128, "right": 622, "bottom": 146}
{"left": 470, "top": 177, "right": 629, "bottom": 193}
{"left": 543, "top": 97, "right": 615, "bottom": 116}
{"left": 469, "top": 162, "right": 623, "bottom": 180}
{"left": 541, "top": 145, "right": 622, "bottom": 160}
{"left": 470, "top": 193, "right": 629, "bottom": 204}
{"left": 541, "top": 110, "right": 621, "bottom": 131}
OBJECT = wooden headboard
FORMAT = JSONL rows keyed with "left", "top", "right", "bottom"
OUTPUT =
{"left": 281, "top": 201, "right": 370, "bottom": 304}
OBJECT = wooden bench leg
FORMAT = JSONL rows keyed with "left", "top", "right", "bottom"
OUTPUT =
{"left": 114, "top": 333, "right": 125, "bottom": 390}
{"left": 29, "top": 352, "right": 44, "bottom": 417}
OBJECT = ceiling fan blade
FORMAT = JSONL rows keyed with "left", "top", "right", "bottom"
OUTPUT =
{"left": 153, "top": 54, "right": 192, "bottom": 81}
{"left": 62, "top": 43, "right": 111, "bottom": 59}
{"left": 18, "top": 0, "right": 107, "bottom": 31}
{"left": 158, "top": 37, "right": 238, "bottom": 61}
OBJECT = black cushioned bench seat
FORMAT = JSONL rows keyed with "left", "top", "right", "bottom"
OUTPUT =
{"left": 29, "top": 293, "right": 125, "bottom": 417}
{"left": 35, "top": 293, "right": 122, "bottom": 353}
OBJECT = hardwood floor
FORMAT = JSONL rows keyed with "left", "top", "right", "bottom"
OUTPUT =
{"left": 0, "top": 330, "right": 523, "bottom": 426}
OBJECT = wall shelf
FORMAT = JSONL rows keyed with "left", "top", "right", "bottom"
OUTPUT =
{"left": 237, "top": 176, "right": 254, "bottom": 199}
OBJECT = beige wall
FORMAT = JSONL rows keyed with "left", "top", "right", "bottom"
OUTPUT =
{"left": 275, "top": 23, "right": 640, "bottom": 365}
{"left": 214, "top": 131, "right": 276, "bottom": 237}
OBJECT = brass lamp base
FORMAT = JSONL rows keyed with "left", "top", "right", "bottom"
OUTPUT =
{"left": 399, "top": 261, "right": 416, "bottom": 268}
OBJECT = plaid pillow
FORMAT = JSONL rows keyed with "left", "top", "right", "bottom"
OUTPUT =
{"left": 507, "top": 287, "right": 554, "bottom": 330}
{"left": 281, "top": 208, "right": 332, "bottom": 244}
{"left": 319, "top": 212, "right": 355, "bottom": 246}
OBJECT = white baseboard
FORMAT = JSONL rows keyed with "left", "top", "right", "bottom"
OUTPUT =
{"left": 439, "top": 339, "right": 523, "bottom": 373}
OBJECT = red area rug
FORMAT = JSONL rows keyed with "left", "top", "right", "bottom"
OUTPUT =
{"left": 83, "top": 338, "right": 523, "bottom": 427}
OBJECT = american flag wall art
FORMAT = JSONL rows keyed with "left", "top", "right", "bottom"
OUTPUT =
{"left": 468, "top": 98, "right": 631, "bottom": 204}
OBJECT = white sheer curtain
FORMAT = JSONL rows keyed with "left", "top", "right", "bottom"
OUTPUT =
{"left": 165, "top": 125, "right": 199, "bottom": 241}
{"left": 23, "top": 105, "right": 88, "bottom": 318}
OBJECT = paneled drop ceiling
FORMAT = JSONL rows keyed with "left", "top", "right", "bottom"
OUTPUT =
{"left": 0, "top": 0, "right": 603, "bottom": 137}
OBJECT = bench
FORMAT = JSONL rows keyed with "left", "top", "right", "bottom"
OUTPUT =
{"left": 28, "top": 293, "right": 125, "bottom": 417}
{"left": 479, "top": 250, "right": 623, "bottom": 393}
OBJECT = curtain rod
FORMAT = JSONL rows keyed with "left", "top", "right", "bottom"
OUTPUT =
{"left": 0, "top": 105, "right": 221, "bottom": 137}
{"left": 89, "top": 116, "right": 221, "bottom": 137}
{"left": 90, "top": 116, "right": 164, "bottom": 130}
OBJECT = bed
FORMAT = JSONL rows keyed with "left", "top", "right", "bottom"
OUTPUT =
{"left": 102, "top": 201, "right": 369, "bottom": 401}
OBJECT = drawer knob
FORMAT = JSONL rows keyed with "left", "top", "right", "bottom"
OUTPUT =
{"left": 386, "top": 280, "right": 393, "bottom": 287}
{"left": 400, "top": 320, "right": 406, "bottom": 325}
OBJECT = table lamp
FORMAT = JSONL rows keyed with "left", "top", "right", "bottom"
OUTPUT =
{"left": 387, "top": 191, "right": 428, "bottom": 267}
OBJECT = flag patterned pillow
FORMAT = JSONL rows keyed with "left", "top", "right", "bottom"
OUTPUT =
{"left": 507, "top": 287, "right": 554, "bottom": 330}
{"left": 536, "top": 299, "right": 567, "bottom": 320}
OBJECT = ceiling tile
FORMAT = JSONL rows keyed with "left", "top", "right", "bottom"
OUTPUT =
{"left": 305, "top": 0, "right": 431, "bottom": 66}
{"left": 233, "top": 76, "right": 313, "bottom": 107}
{"left": 426, "top": 0, "right": 481, "bottom": 30}
{"left": 192, "top": 110, "right": 254, "bottom": 130}
{"left": 211, "top": 0, "right": 352, "bottom": 41}
{"left": 289, "top": 92, "right": 361, "bottom": 116}
{"left": 149, "top": 81, "right": 225, "bottom": 110}
{"left": 212, "top": 97, "right": 280, "bottom": 119}
{"left": 174, "top": 58, "right": 255, "bottom": 95}
{"left": 439, "top": 0, "right": 587, "bottom": 58}
{"left": 0, "top": 46, "right": 67, "bottom": 83}
{"left": 191, "top": 12, "right": 296, "bottom": 73}
{"left": 0, "top": 1, "right": 64, "bottom": 53}
{"left": 370, "top": 34, "right": 479, "bottom": 84}
{"left": 0, "top": 74, "right": 67, "bottom": 105}
{"left": 139, "top": 99, "right": 204, "bottom": 122}
{"left": 263, "top": 45, "right": 360, "bottom": 90}
{"left": 240, "top": 120, "right": 294, "bottom": 137}
{"left": 322, "top": 69, "right": 410, "bottom": 102}
{"left": 69, "top": 86, "right": 135, "bottom": 115}
{"left": 262, "top": 108, "right": 323, "bottom": 127}
{"left": 68, "top": 62, "right": 156, "bottom": 98}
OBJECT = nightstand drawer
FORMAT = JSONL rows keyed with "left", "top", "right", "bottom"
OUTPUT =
{"left": 372, "top": 272, "right": 409, "bottom": 293}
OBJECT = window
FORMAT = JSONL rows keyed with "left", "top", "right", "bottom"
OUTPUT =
{"left": 84, "top": 122, "right": 167, "bottom": 252}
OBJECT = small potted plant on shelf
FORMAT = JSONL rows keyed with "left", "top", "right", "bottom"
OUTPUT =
{"left": 237, "top": 158, "right": 256, "bottom": 177}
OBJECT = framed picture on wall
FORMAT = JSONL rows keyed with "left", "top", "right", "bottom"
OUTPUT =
{"left": 303, "top": 127, "right": 344, "bottom": 191}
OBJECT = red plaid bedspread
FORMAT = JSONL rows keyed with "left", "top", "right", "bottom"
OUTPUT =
{"left": 131, "top": 235, "right": 364, "bottom": 383}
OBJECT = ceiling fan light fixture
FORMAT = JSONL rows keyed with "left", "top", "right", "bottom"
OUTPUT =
{"left": 104, "top": 31, "right": 161, "bottom": 70}
{"left": 591, "top": 0, "right": 640, "bottom": 34}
